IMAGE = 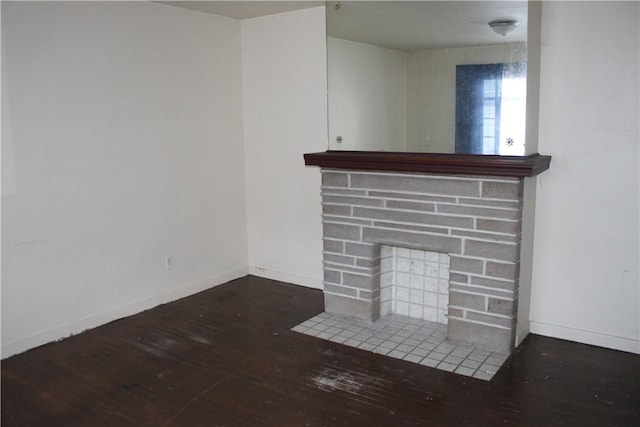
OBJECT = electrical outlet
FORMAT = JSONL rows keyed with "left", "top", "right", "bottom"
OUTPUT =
{"left": 165, "top": 256, "right": 174, "bottom": 270}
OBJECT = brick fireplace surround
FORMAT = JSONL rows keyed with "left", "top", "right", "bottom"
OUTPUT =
{"left": 305, "top": 152, "right": 551, "bottom": 354}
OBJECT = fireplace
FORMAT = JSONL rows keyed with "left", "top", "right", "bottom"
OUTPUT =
{"left": 305, "top": 151, "right": 551, "bottom": 354}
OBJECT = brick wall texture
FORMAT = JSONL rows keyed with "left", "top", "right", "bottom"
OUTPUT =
{"left": 320, "top": 170, "right": 524, "bottom": 353}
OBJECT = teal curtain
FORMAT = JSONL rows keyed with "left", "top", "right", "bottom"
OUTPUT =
{"left": 455, "top": 63, "right": 504, "bottom": 154}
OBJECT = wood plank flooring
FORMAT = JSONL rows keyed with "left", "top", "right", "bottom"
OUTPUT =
{"left": 2, "top": 275, "right": 639, "bottom": 426}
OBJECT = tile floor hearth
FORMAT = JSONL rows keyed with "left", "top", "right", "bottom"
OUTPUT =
{"left": 292, "top": 312, "right": 509, "bottom": 381}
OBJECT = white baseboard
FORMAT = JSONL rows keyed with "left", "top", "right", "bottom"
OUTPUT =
{"left": 1, "top": 266, "right": 249, "bottom": 359}
{"left": 530, "top": 320, "right": 640, "bottom": 354}
{"left": 249, "top": 265, "right": 323, "bottom": 290}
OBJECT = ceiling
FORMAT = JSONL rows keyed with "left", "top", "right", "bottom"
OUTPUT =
{"left": 156, "top": 1, "right": 527, "bottom": 52}
{"left": 156, "top": 1, "right": 323, "bottom": 20}
{"left": 327, "top": 1, "right": 528, "bottom": 51}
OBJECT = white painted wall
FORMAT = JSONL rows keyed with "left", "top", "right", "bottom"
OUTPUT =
{"left": 327, "top": 37, "right": 407, "bottom": 151}
{"left": 405, "top": 43, "right": 526, "bottom": 153}
{"left": 242, "top": 7, "right": 326, "bottom": 289}
{"left": 530, "top": 1, "right": 639, "bottom": 353}
{"left": 2, "top": 1, "right": 637, "bottom": 358}
{"left": 243, "top": 2, "right": 639, "bottom": 354}
{"left": 515, "top": 0, "right": 542, "bottom": 347}
{"left": 1, "top": 2, "right": 248, "bottom": 358}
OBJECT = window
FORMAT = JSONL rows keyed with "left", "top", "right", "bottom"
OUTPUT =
{"left": 455, "top": 63, "right": 526, "bottom": 155}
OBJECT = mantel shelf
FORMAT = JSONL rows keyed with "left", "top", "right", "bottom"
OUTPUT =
{"left": 304, "top": 151, "right": 551, "bottom": 178}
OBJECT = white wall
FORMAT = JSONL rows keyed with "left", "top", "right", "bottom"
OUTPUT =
{"left": 1, "top": 2, "right": 248, "bottom": 358}
{"left": 327, "top": 37, "right": 407, "bottom": 151}
{"left": 530, "top": 1, "right": 639, "bottom": 353}
{"left": 248, "top": 2, "right": 640, "bottom": 354}
{"left": 515, "top": 0, "right": 543, "bottom": 347}
{"left": 405, "top": 43, "right": 526, "bottom": 153}
{"left": 242, "top": 7, "right": 327, "bottom": 288}
{"left": 3, "top": 1, "right": 637, "bottom": 358}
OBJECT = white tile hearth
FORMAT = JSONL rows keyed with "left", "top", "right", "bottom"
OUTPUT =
{"left": 292, "top": 312, "right": 509, "bottom": 381}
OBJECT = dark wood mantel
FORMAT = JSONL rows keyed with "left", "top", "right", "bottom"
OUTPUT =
{"left": 304, "top": 151, "right": 551, "bottom": 178}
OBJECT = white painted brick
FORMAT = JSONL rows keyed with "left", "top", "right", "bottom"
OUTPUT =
{"left": 318, "top": 170, "right": 525, "bottom": 353}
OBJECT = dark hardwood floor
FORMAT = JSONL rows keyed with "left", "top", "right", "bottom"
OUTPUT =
{"left": 2, "top": 275, "right": 638, "bottom": 426}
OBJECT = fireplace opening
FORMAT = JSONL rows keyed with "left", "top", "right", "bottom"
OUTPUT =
{"left": 380, "top": 246, "right": 450, "bottom": 324}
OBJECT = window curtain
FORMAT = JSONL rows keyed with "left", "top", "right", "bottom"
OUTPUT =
{"left": 455, "top": 63, "right": 504, "bottom": 154}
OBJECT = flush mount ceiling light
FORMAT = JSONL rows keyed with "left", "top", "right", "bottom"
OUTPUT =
{"left": 489, "top": 19, "right": 519, "bottom": 36}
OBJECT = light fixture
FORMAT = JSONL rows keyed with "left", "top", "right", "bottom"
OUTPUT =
{"left": 489, "top": 19, "right": 519, "bottom": 37}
